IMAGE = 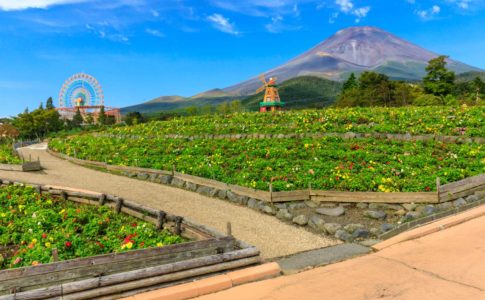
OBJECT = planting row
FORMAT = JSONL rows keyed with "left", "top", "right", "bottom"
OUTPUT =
{"left": 0, "top": 185, "right": 185, "bottom": 270}
{"left": 49, "top": 136, "right": 485, "bottom": 192}
{"left": 105, "top": 106, "right": 485, "bottom": 137}
{"left": 0, "top": 142, "right": 21, "bottom": 165}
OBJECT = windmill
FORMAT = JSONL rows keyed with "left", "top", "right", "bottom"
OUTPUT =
{"left": 256, "top": 74, "right": 285, "bottom": 112}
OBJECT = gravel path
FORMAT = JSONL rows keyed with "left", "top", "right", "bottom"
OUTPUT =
{"left": 0, "top": 144, "right": 338, "bottom": 258}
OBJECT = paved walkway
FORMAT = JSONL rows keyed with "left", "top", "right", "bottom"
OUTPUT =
{"left": 195, "top": 210, "right": 485, "bottom": 300}
{"left": 0, "top": 144, "right": 337, "bottom": 259}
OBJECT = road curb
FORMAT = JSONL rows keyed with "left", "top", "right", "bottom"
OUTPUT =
{"left": 373, "top": 204, "right": 485, "bottom": 251}
{"left": 123, "top": 262, "right": 281, "bottom": 300}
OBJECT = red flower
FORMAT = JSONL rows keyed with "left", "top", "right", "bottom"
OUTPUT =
{"left": 131, "top": 223, "right": 137, "bottom": 227}
{"left": 425, "top": 186, "right": 431, "bottom": 192}
{"left": 65, "top": 241, "right": 72, "bottom": 248}
{"left": 42, "top": 233, "right": 47, "bottom": 239}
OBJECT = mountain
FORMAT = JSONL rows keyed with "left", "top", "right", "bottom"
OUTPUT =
{"left": 123, "top": 26, "right": 483, "bottom": 114}
{"left": 223, "top": 26, "right": 482, "bottom": 96}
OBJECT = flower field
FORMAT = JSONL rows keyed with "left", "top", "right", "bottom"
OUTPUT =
{"left": 104, "top": 106, "right": 484, "bottom": 137}
{"left": 49, "top": 134, "right": 485, "bottom": 192}
{"left": 0, "top": 142, "right": 21, "bottom": 164}
{"left": 0, "top": 185, "right": 184, "bottom": 270}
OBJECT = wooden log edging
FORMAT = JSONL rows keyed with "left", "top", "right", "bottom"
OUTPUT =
{"left": 0, "top": 248, "right": 260, "bottom": 300}
{"left": 0, "top": 179, "right": 260, "bottom": 300}
{"left": 47, "top": 148, "right": 485, "bottom": 205}
{"left": 92, "top": 132, "right": 485, "bottom": 145}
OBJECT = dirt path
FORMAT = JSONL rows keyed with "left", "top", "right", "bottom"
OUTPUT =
{"left": 0, "top": 144, "right": 337, "bottom": 258}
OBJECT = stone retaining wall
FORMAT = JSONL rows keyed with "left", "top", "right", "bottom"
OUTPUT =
{"left": 48, "top": 148, "right": 485, "bottom": 244}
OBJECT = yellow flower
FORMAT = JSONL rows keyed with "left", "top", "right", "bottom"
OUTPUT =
{"left": 156, "top": 242, "right": 164, "bottom": 247}
{"left": 45, "top": 242, "right": 51, "bottom": 248}
{"left": 125, "top": 242, "right": 133, "bottom": 249}
{"left": 32, "top": 261, "right": 39, "bottom": 266}
{"left": 59, "top": 209, "right": 65, "bottom": 215}
{"left": 32, "top": 238, "right": 38, "bottom": 244}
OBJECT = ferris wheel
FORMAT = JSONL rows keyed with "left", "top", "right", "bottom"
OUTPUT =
{"left": 59, "top": 73, "right": 104, "bottom": 108}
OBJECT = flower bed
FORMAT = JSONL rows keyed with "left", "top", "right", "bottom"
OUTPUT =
{"left": 0, "top": 142, "right": 21, "bottom": 165}
{"left": 49, "top": 136, "right": 485, "bottom": 192}
{"left": 0, "top": 185, "right": 184, "bottom": 270}
{"left": 104, "top": 106, "right": 485, "bottom": 137}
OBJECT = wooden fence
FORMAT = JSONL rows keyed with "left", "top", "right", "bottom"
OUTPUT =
{"left": 47, "top": 148, "right": 484, "bottom": 205}
{"left": 0, "top": 179, "right": 260, "bottom": 300}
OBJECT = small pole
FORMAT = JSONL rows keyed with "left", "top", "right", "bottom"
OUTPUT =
{"left": 29, "top": 154, "right": 32, "bottom": 162}
{"left": 52, "top": 249, "right": 59, "bottom": 262}
{"left": 115, "top": 198, "right": 124, "bottom": 213}
{"left": 172, "top": 165, "right": 176, "bottom": 176}
{"left": 174, "top": 217, "right": 183, "bottom": 235}
{"left": 60, "top": 191, "right": 68, "bottom": 201}
{"left": 226, "top": 222, "right": 232, "bottom": 236}
{"left": 269, "top": 182, "right": 273, "bottom": 205}
{"left": 156, "top": 211, "right": 167, "bottom": 230}
{"left": 98, "top": 194, "right": 106, "bottom": 206}
{"left": 436, "top": 177, "right": 441, "bottom": 203}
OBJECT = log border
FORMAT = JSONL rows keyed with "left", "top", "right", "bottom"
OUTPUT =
{"left": 0, "top": 179, "right": 260, "bottom": 300}
{"left": 47, "top": 148, "right": 484, "bottom": 205}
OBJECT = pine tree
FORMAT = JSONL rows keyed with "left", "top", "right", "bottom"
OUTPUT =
{"left": 423, "top": 56, "right": 455, "bottom": 97}
{"left": 343, "top": 73, "right": 358, "bottom": 91}
{"left": 46, "top": 97, "right": 55, "bottom": 109}
{"left": 98, "top": 106, "right": 106, "bottom": 125}
{"left": 72, "top": 108, "right": 83, "bottom": 127}
{"left": 38, "top": 102, "right": 44, "bottom": 110}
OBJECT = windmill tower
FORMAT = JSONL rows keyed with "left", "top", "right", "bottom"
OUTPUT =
{"left": 256, "top": 75, "right": 285, "bottom": 112}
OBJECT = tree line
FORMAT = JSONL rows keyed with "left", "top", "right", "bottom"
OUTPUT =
{"left": 8, "top": 98, "right": 115, "bottom": 139}
{"left": 336, "top": 56, "right": 484, "bottom": 107}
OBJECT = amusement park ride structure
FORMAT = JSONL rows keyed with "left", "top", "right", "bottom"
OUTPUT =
{"left": 256, "top": 75, "right": 285, "bottom": 112}
{"left": 56, "top": 73, "right": 121, "bottom": 123}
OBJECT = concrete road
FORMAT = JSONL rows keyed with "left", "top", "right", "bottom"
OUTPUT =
{"left": 196, "top": 210, "right": 485, "bottom": 300}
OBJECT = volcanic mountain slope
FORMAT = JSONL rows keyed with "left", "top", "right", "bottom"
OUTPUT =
{"left": 123, "top": 26, "right": 482, "bottom": 113}
{"left": 222, "top": 26, "right": 482, "bottom": 96}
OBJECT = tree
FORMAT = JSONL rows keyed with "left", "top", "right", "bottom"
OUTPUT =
{"left": 72, "top": 108, "right": 83, "bottom": 127}
{"left": 125, "top": 112, "right": 144, "bottom": 125}
{"left": 38, "top": 102, "right": 44, "bottom": 110}
{"left": 423, "top": 56, "right": 455, "bottom": 98}
{"left": 98, "top": 106, "right": 106, "bottom": 125}
{"left": 473, "top": 76, "right": 484, "bottom": 104}
{"left": 230, "top": 100, "right": 242, "bottom": 113}
{"left": 216, "top": 102, "right": 230, "bottom": 114}
{"left": 46, "top": 97, "right": 55, "bottom": 109}
{"left": 342, "top": 73, "right": 358, "bottom": 91}
{"left": 84, "top": 114, "right": 94, "bottom": 125}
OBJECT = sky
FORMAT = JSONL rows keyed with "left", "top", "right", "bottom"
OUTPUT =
{"left": 0, "top": 0, "right": 484, "bottom": 117}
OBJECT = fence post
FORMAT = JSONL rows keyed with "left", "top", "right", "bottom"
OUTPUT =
{"left": 436, "top": 177, "right": 441, "bottom": 203}
{"left": 175, "top": 217, "right": 183, "bottom": 235}
{"left": 269, "top": 182, "right": 273, "bottom": 205}
{"left": 115, "top": 198, "right": 124, "bottom": 213}
{"left": 156, "top": 210, "right": 166, "bottom": 230}
{"left": 98, "top": 194, "right": 107, "bottom": 206}
{"left": 226, "top": 222, "right": 232, "bottom": 236}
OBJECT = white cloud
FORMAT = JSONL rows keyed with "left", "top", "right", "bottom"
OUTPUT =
{"left": 151, "top": 9, "right": 160, "bottom": 17}
{"left": 336, "top": 0, "right": 353, "bottom": 13}
{"left": 333, "top": 0, "right": 371, "bottom": 23}
{"left": 146, "top": 28, "right": 164, "bottom": 38}
{"left": 415, "top": 4, "right": 441, "bottom": 20}
{"left": 0, "top": 0, "right": 92, "bottom": 11}
{"left": 207, "top": 13, "right": 239, "bottom": 35}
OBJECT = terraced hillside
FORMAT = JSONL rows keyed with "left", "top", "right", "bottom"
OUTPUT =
{"left": 50, "top": 106, "right": 485, "bottom": 192}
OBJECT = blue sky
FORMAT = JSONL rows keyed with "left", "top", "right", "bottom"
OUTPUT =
{"left": 0, "top": 0, "right": 484, "bottom": 117}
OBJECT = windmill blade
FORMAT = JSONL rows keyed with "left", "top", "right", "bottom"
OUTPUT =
{"left": 259, "top": 74, "right": 267, "bottom": 85}
{"left": 256, "top": 86, "right": 265, "bottom": 94}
